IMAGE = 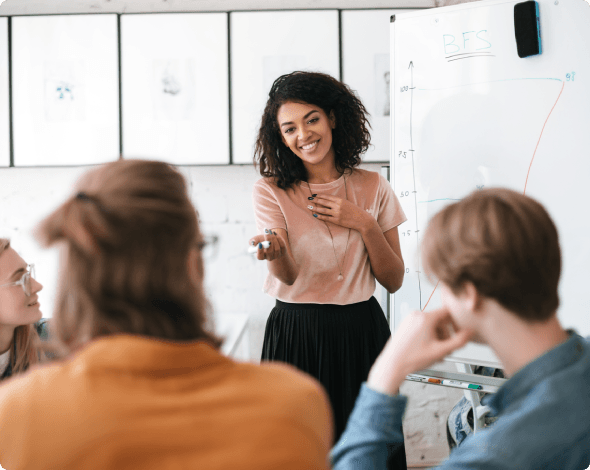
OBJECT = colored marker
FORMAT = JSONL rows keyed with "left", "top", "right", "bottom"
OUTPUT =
{"left": 441, "top": 379, "right": 483, "bottom": 390}
{"left": 406, "top": 375, "right": 425, "bottom": 382}
{"left": 407, "top": 375, "right": 488, "bottom": 391}
{"left": 248, "top": 240, "right": 271, "bottom": 253}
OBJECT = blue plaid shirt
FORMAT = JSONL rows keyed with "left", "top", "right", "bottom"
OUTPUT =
{"left": 331, "top": 332, "right": 590, "bottom": 470}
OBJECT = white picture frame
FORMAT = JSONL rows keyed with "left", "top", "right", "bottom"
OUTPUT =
{"left": 230, "top": 10, "right": 340, "bottom": 165}
{"left": 121, "top": 13, "right": 230, "bottom": 165}
{"left": 0, "top": 18, "right": 9, "bottom": 167}
{"left": 11, "top": 15, "right": 119, "bottom": 166}
{"left": 342, "top": 9, "right": 418, "bottom": 162}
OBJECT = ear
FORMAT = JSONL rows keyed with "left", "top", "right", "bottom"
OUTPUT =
{"left": 461, "top": 282, "right": 484, "bottom": 314}
{"left": 329, "top": 110, "right": 336, "bottom": 129}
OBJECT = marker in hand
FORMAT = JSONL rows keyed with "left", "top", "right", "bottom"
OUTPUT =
{"left": 248, "top": 240, "right": 271, "bottom": 254}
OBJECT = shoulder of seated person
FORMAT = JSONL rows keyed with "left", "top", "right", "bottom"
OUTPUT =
{"left": 0, "top": 358, "right": 62, "bottom": 403}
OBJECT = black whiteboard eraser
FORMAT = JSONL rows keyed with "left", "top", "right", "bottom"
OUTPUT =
{"left": 514, "top": 1, "right": 542, "bottom": 57}
{"left": 391, "top": 15, "right": 396, "bottom": 22}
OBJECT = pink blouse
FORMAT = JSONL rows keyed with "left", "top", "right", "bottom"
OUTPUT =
{"left": 252, "top": 168, "right": 407, "bottom": 305}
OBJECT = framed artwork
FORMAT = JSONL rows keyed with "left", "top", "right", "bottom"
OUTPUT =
{"left": 121, "top": 13, "right": 229, "bottom": 165}
{"left": 0, "top": 18, "right": 8, "bottom": 167}
{"left": 11, "top": 15, "right": 119, "bottom": 166}
{"left": 230, "top": 10, "right": 340, "bottom": 164}
{"left": 342, "top": 9, "right": 418, "bottom": 162}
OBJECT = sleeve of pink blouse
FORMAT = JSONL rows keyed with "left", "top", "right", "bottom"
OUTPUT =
{"left": 376, "top": 174, "right": 408, "bottom": 233}
{"left": 252, "top": 178, "right": 288, "bottom": 234}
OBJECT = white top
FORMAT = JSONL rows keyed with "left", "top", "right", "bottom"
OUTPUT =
{"left": 0, "top": 348, "right": 11, "bottom": 376}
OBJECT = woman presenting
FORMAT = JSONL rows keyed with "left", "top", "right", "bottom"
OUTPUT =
{"left": 250, "top": 71, "right": 407, "bottom": 465}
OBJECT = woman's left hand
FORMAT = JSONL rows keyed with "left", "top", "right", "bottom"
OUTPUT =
{"left": 308, "top": 195, "right": 371, "bottom": 231}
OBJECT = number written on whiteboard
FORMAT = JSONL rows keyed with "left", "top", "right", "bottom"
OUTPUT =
{"left": 401, "top": 230, "right": 411, "bottom": 237}
{"left": 566, "top": 72, "right": 576, "bottom": 81}
{"left": 400, "top": 86, "right": 409, "bottom": 93}
{"left": 405, "top": 268, "right": 410, "bottom": 274}
{"left": 400, "top": 191, "right": 410, "bottom": 197}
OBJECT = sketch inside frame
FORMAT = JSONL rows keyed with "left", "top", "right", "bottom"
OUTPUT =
{"left": 152, "top": 59, "right": 196, "bottom": 121}
{"left": 44, "top": 60, "right": 86, "bottom": 122}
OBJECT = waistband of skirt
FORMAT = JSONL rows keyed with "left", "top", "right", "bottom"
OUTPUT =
{"left": 275, "top": 296, "right": 376, "bottom": 311}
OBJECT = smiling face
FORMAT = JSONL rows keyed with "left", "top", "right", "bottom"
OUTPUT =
{"left": 277, "top": 101, "right": 337, "bottom": 170}
{"left": 0, "top": 248, "right": 43, "bottom": 328}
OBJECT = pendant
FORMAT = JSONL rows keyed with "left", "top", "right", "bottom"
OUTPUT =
{"left": 337, "top": 274, "right": 343, "bottom": 281}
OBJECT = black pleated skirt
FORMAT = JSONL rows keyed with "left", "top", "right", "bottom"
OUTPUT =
{"left": 261, "top": 296, "right": 407, "bottom": 469}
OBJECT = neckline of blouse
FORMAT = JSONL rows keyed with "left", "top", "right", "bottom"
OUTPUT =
{"left": 303, "top": 173, "right": 347, "bottom": 190}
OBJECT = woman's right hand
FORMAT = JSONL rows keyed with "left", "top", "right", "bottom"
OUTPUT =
{"left": 249, "top": 229, "right": 287, "bottom": 261}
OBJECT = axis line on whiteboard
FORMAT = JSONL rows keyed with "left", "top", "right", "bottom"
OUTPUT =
{"left": 523, "top": 81, "right": 566, "bottom": 195}
{"left": 409, "top": 60, "right": 423, "bottom": 309}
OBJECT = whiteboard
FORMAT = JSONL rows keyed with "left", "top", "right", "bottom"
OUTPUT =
{"left": 391, "top": 0, "right": 590, "bottom": 367}
{"left": 121, "top": 13, "right": 229, "bottom": 165}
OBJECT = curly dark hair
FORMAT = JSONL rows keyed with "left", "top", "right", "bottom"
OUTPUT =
{"left": 254, "top": 71, "right": 371, "bottom": 190}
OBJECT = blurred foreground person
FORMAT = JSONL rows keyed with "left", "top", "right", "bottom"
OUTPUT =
{"left": 331, "top": 188, "right": 590, "bottom": 470}
{"left": 0, "top": 160, "right": 332, "bottom": 470}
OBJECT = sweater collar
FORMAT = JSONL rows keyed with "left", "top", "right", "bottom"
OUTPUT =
{"left": 68, "top": 334, "right": 231, "bottom": 375}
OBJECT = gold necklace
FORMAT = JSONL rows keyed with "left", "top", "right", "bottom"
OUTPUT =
{"left": 306, "top": 176, "right": 351, "bottom": 282}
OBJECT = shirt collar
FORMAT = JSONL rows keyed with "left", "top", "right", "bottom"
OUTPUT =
{"left": 68, "top": 334, "right": 231, "bottom": 375}
{"left": 488, "top": 330, "right": 586, "bottom": 414}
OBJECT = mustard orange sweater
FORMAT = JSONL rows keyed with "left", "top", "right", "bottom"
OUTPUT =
{"left": 0, "top": 335, "right": 333, "bottom": 469}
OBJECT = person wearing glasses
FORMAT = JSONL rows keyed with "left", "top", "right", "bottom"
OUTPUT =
{"left": 0, "top": 160, "right": 333, "bottom": 470}
{"left": 0, "top": 238, "right": 48, "bottom": 379}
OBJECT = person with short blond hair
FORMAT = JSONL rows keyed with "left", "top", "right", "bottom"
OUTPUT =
{"left": 0, "top": 160, "right": 333, "bottom": 470}
{"left": 331, "top": 188, "right": 590, "bottom": 470}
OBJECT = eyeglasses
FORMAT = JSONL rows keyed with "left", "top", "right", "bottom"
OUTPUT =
{"left": 196, "top": 235, "right": 219, "bottom": 261}
{"left": 0, "top": 264, "right": 36, "bottom": 297}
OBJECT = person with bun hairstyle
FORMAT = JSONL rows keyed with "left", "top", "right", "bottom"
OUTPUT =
{"left": 0, "top": 160, "right": 333, "bottom": 470}
{"left": 331, "top": 188, "right": 590, "bottom": 470}
{"left": 0, "top": 238, "right": 48, "bottom": 379}
{"left": 250, "top": 71, "right": 407, "bottom": 465}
